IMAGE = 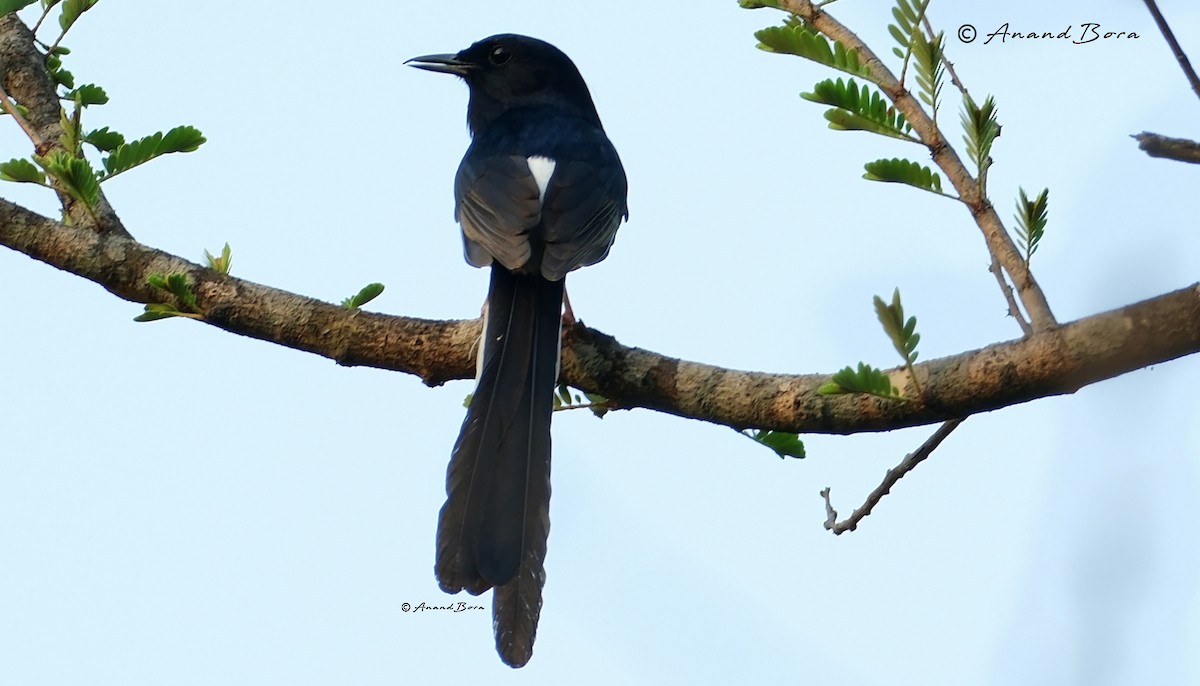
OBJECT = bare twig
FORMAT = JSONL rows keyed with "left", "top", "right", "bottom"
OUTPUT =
{"left": 778, "top": 0, "right": 1058, "bottom": 333}
{"left": 1133, "top": 132, "right": 1200, "bottom": 164}
{"left": 1142, "top": 0, "right": 1200, "bottom": 105}
{"left": 988, "top": 255, "right": 1032, "bottom": 335}
{"left": 821, "top": 418, "right": 965, "bottom": 534}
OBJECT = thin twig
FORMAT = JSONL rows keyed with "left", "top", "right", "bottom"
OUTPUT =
{"left": 1142, "top": 0, "right": 1200, "bottom": 105}
{"left": 988, "top": 255, "right": 1032, "bottom": 335}
{"left": 821, "top": 418, "right": 964, "bottom": 534}
{"left": 0, "top": 81, "right": 45, "bottom": 148}
{"left": 30, "top": 4, "right": 52, "bottom": 35}
{"left": 1133, "top": 131, "right": 1200, "bottom": 164}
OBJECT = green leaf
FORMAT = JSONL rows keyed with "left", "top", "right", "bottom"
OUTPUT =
{"left": 738, "top": 0, "right": 781, "bottom": 8}
{"left": 1014, "top": 187, "right": 1049, "bottom": 263}
{"left": 59, "top": 0, "right": 98, "bottom": 32}
{"left": 961, "top": 95, "right": 999, "bottom": 190}
{"left": 746, "top": 430, "right": 806, "bottom": 459}
{"left": 754, "top": 23, "right": 870, "bottom": 77}
{"left": 873, "top": 288, "right": 920, "bottom": 366}
{"left": 911, "top": 30, "right": 945, "bottom": 116}
{"left": 133, "top": 302, "right": 182, "bottom": 322}
{"left": 146, "top": 272, "right": 199, "bottom": 313}
{"left": 69, "top": 83, "right": 108, "bottom": 107}
{"left": 819, "top": 363, "right": 902, "bottom": 399}
{"left": 204, "top": 242, "right": 233, "bottom": 274}
{"left": 37, "top": 149, "right": 99, "bottom": 207}
{"left": 101, "top": 125, "right": 206, "bottom": 178}
{"left": 0, "top": 157, "right": 46, "bottom": 184}
{"left": 40, "top": 0, "right": 62, "bottom": 11}
{"left": 583, "top": 392, "right": 610, "bottom": 418}
{"left": 863, "top": 157, "right": 945, "bottom": 195}
{"left": 802, "top": 77, "right": 917, "bottom": 141}
{"left": 0, "top": 0, "right": 38, "bottom": 13}
{"left": 49, "top": 65, "right": 74, "bottom": 89}
{"left": 341, "top": 282, "right": 385, "bottom": 309}
{"left": 84, "top": 126, "right": 124, "bottom": 151}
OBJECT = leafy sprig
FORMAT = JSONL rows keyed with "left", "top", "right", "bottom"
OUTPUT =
{"left": 743, "top": 429, "right": 806, "bottom": 459}
{"left": 341, "top": 283, "right": 385, "bottom": 310}
{"left": 862, "top": 157, "right": 945, "bottom": 196}
{"left": 961, "top": 95, "right": 999, "bottom": 192}
{"left": 818, "top": 363, "right": 904, "bottom": 400}
{"left": 755, "top": 19, "right": 870, "bottom": 77}
{"left": 874, "top": 288, "right": 922, "bottom": 396}
{"left": 135, "top": 272, "right": 203, "bottom": 322}
{"left": 1014, "top": 188, "right": 1048, "bottom": 263}
{"left": 801, "top": 77, "right": 917, "bottom": 141}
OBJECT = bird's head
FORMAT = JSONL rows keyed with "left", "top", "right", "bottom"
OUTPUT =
{"left": 407, "top": 34, "right": 601, "bottom": 132}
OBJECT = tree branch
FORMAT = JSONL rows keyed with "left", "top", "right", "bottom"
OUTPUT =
{"left": 1142, "top": 0, "right": 1200, "bottom": 105}
{"left": 0, "top": 13, "right": 129, "bottom": 237}
{"left": 779, "top": 0, "right": 1058, "bottom": 333}
{"left": 4, "top": 197, "right": 1199, "bottom": 436}
{"left": 1133, "top": 131, "right": 1200, "bottom": 164}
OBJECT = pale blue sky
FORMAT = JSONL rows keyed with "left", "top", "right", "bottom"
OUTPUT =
{"left": 2, "top": 1, "right": 1199, "bottom": 684}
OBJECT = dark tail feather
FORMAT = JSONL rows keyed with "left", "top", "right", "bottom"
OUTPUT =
{"left": 435, "top": 265, "right": 560, "bottom": 667}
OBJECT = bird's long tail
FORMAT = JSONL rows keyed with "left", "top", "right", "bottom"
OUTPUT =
{"left": 435, "top": 264, "right": 561, "bottom": 668}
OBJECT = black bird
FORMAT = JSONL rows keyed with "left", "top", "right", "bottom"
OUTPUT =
{"left": 408, "top": 34, "right": 628, "bottom": 667}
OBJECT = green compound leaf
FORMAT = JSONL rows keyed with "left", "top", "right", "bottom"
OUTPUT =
{"left": 341, "top": 282, "right": 385, "bottom": 309}
{"left": 802, "top": 77, "right": 917, "bottom": 141}
{"left": 755, "top": 22, "right": 870, "bottom": 77}
{"left": 0, "top": 157, "right": 47, "bottom": 184}
{"left": 101, "top": 125, "right": 206, "bottom": 178}
{"left": 59, "top": 0, "right": 99, "bottom": 32}
{"left": 37, "top": 149, "right": 99, "bottom": 207}
{"left": 84, "top": 126, "right": 124, "bottom": 152}
{"left": 745, "top": 429, "right": 806, "bottom": 459}
{"left": 133, "top": 302, "right": 184, "bottom": 322}
{"left": 889, "top": 0, "right": 930, "bottom": 57}
{"left": 0, "top": 0, "right": 38, "bottom": 14}
{"left": 874, "top": 288, "right": 920, "bottom": 366}
{"left": 145, "top": 272, "right": 199, "bottom": 313}
{"left": 1014, "top": 187, "right": 1049, "bottom": 263}
{"left": 818, "top": 363, "right": 903, "bottom": 399}
{"left": 961, "top": 94, "right": 999, "bottom": 191}
{"left": 863, "top": 157, "right": 945, "bottom": 195}
{"left": 69, "top": 83, "right": 108, "bottom": 107}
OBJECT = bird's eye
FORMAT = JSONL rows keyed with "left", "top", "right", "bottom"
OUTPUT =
{"left": 489, "top": 46, "right": 511, "bottom": 65}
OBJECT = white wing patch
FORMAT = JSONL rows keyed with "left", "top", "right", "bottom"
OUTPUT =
{"left": 526, "top": 155, "right": 556, "bottom": 207}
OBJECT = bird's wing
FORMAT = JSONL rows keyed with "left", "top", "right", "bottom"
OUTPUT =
{"left": 455, "top": 154, "right": 544, "bottom": 272}
{"left": 538, "top": 157, "right": 628, "bottom": 281}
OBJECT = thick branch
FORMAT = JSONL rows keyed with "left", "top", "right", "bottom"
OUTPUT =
{"left": 0, "top": 13, "right": 128, "bottom": 237}
{"left": 4, "top": 198, "right": 1199, "bottom": 436}
{"left": 780, "top": 0, "right": 1058, "bottom": 333}
{"left": 1133, "top": 132, "right": 1200, "bottom": 164}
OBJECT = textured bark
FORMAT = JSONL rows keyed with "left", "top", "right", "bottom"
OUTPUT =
{"left": 5, "top": 197, "right": 1199, "bottom": 435}
{"left": 0, "top": 13, "right": 127, "bottom": 236}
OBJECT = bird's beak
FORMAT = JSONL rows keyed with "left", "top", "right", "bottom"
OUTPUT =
{"left": 405, "top": 53, "right": 473, "bottom": 76}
